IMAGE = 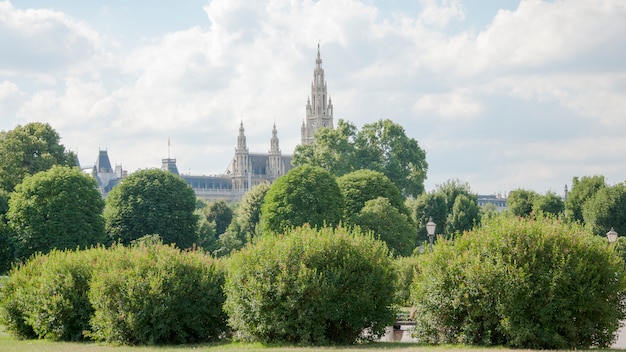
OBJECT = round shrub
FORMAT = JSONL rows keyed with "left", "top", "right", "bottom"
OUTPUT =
{"left": 0, "top": 248, "right": 105, "bottom": 341}
{"left": 260, "top": 165, "right": 344, "bottom": 235}
{"left": 87, "top": 243, "right": 227, "bottom": 345}
{"left": 410, "top": 216, "right": 626, "bottom": 349}
{"left": 223, "top": 225, "right": 396, "bottom": 345}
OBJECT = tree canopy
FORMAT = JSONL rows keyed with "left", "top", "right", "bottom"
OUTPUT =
{"left": 565, "top": 175, "right": 606, "bottom": 223}
{"left": 355, "top": 197, "right": 415, "bottom": 257}
{"left": 0, "top": 123, "right": 76, "bottom": 192}
{"left": 414, "top": 179, "right": 479, "bottom": 241}
{"left": 507, "top": 188, "right": 538, "bottom": 217}
{"left": 7, "top": 165, "right": 105, "bottom": 260}
{"left": 293, "top": 119, "right": 427, "bottom": 197}
{"left": 104, "top": 169, "right": 197, "bottom": 248}
{"left": 260, "top": 165, "right": 344, "bottom": 235}
{"left": 337, "top": 169, "right": 409, "bottom": 223}
{"left": 582, "top": 183, "right": 626, "bottom": 237}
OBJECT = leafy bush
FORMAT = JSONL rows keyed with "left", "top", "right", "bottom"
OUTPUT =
{"left": 87, "top": 242, "right": 227, "bottom": 345}
{"left": 393, "top": 255, "right": 421, "bottom": 306}
{"left": 260, "top": 165, "right": 344, "bottom": 235}
{"left": 223, "top": 225, "right": 396, "bottom": 345}
{"left": 0, "top": 248, "right": 104, "bottom": 340}
{"left": 410, "top": 216, "right": 626, "bottom": 349}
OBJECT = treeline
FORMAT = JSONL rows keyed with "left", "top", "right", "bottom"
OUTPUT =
{"left": 1, "top": 217, "right": 624, "bottom": 348}
{"left": 1, "top": 121, "right": 626, "bottom": 349}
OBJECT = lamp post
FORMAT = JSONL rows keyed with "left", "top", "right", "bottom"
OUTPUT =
{"left": 426, "top": 216, "right": 436, "bottom": 251}
{"left": 607, "top": 227, "right": 619, "bottom": 243}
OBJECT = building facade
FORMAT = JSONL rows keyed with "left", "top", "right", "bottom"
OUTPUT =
{"left": 301, "top": 44, "right": 334, "bottom": 145}
{"left": 87, "top": 46, "right": 334, "bottom": 202}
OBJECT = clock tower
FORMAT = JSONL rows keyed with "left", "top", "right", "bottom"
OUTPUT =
{"left": 301, "top": 44, "right": 334, "bottom": 145}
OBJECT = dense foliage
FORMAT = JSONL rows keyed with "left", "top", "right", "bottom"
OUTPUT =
{"left": 410, "top": 216, "right": 626, "bottom": 349}
{"left": 260, "top": 165, "right": 344, "bottom": 235}
{"left": 413, "top": 179, "right": 479, "bottom": 242}
{"left": 0, "top": 248, "right": 105, "bottom": 340}
{"left": 337, "top": 169, "right": 409, "bottom": 222}
{"left": 0, "top": 244, "right": 227, "bottom": 345}
{"left": 583, "top": 183, "right": 626, "bottom": 236}
{"left": 88, "top": 243, "right": 227, "bottom": 345}
{"left": 293, "top": 119, "right": 428, "bottom": 197}
{"left": 0, "top": 122, "right": 76, "bottom": 192}
{"left": 223, "top": 225, "right": 396, "bottom": 345}
{"left": 104, "top": 169, "right": 198, "bottom": 248}
{"left": 7, "top": 165, "right": 106, "bottom": 260}
{"left": 506, "top": 188, "right": 538, "bottom": 217}
{"left": 355, "top": 197, "right": 415, "bottom": 256}
{"left": 565, "top": 175, "right": 606, "bottom": 223}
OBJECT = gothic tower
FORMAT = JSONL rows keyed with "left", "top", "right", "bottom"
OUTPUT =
{"left": 233, "top": 121, "right": 250, "bottom": 192}
{"left": 301, "top": 44, "right": 334, "bottom": 145}
{"left": 267, "top": 123, "right": 283, "bottom": 179}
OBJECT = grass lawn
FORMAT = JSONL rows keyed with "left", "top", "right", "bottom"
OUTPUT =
{"left": 0, "top": 325, "right": 606, "bottom": 352}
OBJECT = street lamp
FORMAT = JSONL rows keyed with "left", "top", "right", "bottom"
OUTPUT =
{"left": 426, "top": 216, "right": 436, "bottom": 250}
{"left": 607, "top": 227, "right": 619, "bottom": 243}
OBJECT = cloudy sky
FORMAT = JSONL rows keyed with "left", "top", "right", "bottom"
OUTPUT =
{"left": 1, "top": 0, "right": 625, "bottom": 196}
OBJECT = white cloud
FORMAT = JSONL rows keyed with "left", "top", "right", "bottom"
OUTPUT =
{"left": 418, "top": 0, "right": 464, "bottom": 28}
{"left": 0, "top": 0, "right": 108, "bottom": 75}
{"left": 413, "top": 89, "right": 483, "bottom": 120}
{"left": 2, "top": 0, "right": 626, "bottom": 193}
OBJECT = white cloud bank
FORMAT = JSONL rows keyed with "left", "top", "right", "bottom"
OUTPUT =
{"left": 1, "top": 0, "right": 625, "bottom": 194}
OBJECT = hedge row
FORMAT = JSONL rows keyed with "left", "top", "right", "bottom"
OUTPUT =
{"left": 0, "top": 226, "right": 397, "bottom": 346}
{"left": 3, "top": 218, "right": 625, "bottom": 349}
{"left": 0, "top": 243, "right": 227, "bottom": 345}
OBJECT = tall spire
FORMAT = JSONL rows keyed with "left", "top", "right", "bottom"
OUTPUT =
{"left": 301, "top": 45, "right": 334, "bottom": 145}
{"left": 237, "top": 120, "right": 248, "bottom": 152}
{"left": 270, "top": 123, "right": 280, "bottom": 153}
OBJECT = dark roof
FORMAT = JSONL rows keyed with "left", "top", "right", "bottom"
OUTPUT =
{"left": 96, "top": 150, "right": 113, "bottom": 173}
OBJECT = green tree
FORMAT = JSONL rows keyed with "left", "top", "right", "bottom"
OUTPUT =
{"left": 293, "top": 119, "right": 428, "bottom": 198}
{"left": 231, "top": 182, "right": 270, "bottom": 242}
{"left": 480, "top": 202, "right": 500, "bottom": 221}
{"left": 260, "top": 165, "right": 344, "bottom": 235}
{"left": 411, "top": 216, "right": 626, "bottom": 349}
{"left": 104, "top": 169, "right": 198, "bottom": 248}
{"left": 507, "top": 188, "right": 538, "bottom": 217}
{"left": 413, "top": 192, "right": 447, "bottom": 244}
{"left": 582, "top": 183, "right": 626, "bottom": 237}
{"left": 354, "top": 119, "right": 427, "bottom": 197}
{"left": 217, "top": 183, "right": 271, "bottom": 256}
{"left": 0, "top": 123, "right": 76, "bottom": 192}
{"left": 7, "top": 166, "right": 105, "bottom": 260}
{"left": 293, "top": 120, "right": 358, "bottom": 176}
{"left": 565, "top": 175, "right": 606, "bottom": 223}
{"left": 413, "top": 179, "right": 479, "bottom": 241}
{"left": 198, "top": 200, "right": 233, "bottom": 236}
{"left": 533, "top": 192, "right": 564, "bottom": 217}
{"left": 337, "top": 169, "right": 409, "bottom": 223}
{"left": 436, "top": 179, "right": 478, "bottom": 213}
{"left": 0, "top": 223, "right": 14, "bottom": 274}
{"left": 195, "top": 211, "right": 217, "bottom": 253}
{"left": 445, "top": 194, "right": 481, "bottom": 236}
{"left": 223, "top": 225, "right": 396, "bottom": 345}
{"left": 355, "top": 197, "right": 415, "bottom": 256}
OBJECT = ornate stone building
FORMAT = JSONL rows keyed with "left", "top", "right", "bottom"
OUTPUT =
{"left": 89, "top": 46, "right": 334, "bottom": 202}
{"left": 301, "top": 44, "right": 334, "bottom": 145}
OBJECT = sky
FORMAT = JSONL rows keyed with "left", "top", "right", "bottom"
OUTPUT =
{"left": 1, "top": 0, "right": 625, "bottom": 196}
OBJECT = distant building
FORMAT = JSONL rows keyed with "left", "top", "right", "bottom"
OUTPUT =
{"left": 83, "top": 149, "right": 126, "bottom": 196}
{"left": 477, "top": 194, "right": 508, "bottom": 212}
{"left": 161, "top": 46, "right": 333, "bottom": 202}
{"left": 87, "top": 46, "right": 335, "bottom": 202}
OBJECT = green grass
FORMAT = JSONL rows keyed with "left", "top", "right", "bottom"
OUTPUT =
{"left": 0, "top": 326, "right": 621, "bottom": 352}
